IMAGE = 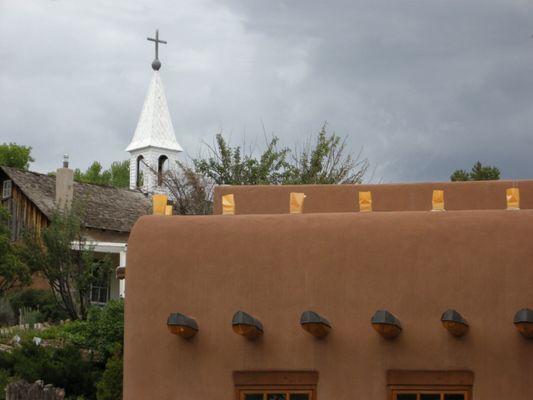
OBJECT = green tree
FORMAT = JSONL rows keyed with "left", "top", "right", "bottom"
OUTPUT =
{"left": 0, "top": 207, "right": 31, "bottom": 297}
{"left": 108, "top": 161, "right": 130, "bottom": 188}
{"left": 74, "top": 162, "right": 111, "bottom": 186}
{"left": 161, "top": 133, "right": 291, "bottom": 214}
{"left": 450, "top": 169, "right": 470, "bottom": 182}
{"left": 192, "top": 126, "right": 367, "bottom": 186}
{"left": 74, "top": 160, "right": 130, "bottom": 188}
{"left": 20, "top": 206, "right": 111, "bottom": 320}
{"left": 194, "top": 134, "right": 290, "bottom": 185}
{"left": 0, "top": 143, "right": 34, "bottom": 170}
{"left": 287, "top": 124, "right": 368, "bottom": 184}
{"left": 160, "top": 127, "right": 369, "bottom": 215}
{"left": 451, "top": 161, "right": 500, "bottom": 181}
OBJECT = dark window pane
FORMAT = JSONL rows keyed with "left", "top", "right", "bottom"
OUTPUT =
{"left": 421, "top": 395, "right": 440, "bottom": 400}
{"left": 100, "top": 287, "right": 108, "bottom": 303}
{"left": 445, "top": 395, "right": 464, "bottom": 400}
{"left": 267, "top": 395, "right": 286, "bottom": 400}
{"left": 397, "top": 395, "right": 417, "bottom": 400}
{"left": 290, "top": 395, "right": 309, "bottom": 400}
{"left": 245, "top": 395, "right": 263, "bottom": 400}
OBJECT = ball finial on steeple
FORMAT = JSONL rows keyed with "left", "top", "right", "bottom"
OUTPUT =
{"left": 147, "top": 29, "right": 167, "bottom": 71}
{"left": 151, "top": 59, "right": 161, "bottom": 71}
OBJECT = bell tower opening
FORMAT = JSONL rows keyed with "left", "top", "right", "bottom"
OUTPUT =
{"left": 136, "top": 155, "right": 144, "bottom": 189}
{"left": 158, "top": 155, "right": 169, "bottom": 186}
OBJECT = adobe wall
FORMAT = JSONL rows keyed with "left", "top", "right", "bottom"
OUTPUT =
{"left": 124, "top": 211, "right": 533, "bottom": 400}
{"left": 213, "top": 180, "right": 533, "bottom": 214}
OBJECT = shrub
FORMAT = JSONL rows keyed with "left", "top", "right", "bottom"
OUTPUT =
{"left": 32, "top": 299, "right": 124, "bottom": 361}
{"left": 96, "top": 345, "right": 122, "bottom": 400}
{"left": 9, "top": 289, "right": 68, "bottom": 323}
{"left": 5, "top": 342, "right": 101, "bottom": 399}
{"left": 18, "top": 307, "right": 43, "bottom": 328}
{"left": 85, "top": 300, "right": 124, "bottom": 360}
{"left": 0, "top": 300, "right": 124, "bottom": 399}
{"left": 0, "top": 369, "right": 9, "bottom": 400}
{"left": 38, "top": 319, "right": 91, "bottom": 348}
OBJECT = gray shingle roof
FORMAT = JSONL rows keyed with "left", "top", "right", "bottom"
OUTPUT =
{"left": 1, "top": 166, "right": 150, "bottom": 233}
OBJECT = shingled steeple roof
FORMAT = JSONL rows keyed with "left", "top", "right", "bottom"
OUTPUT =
{"left": 125, "top": 71, "right": 183, "bottom": 153}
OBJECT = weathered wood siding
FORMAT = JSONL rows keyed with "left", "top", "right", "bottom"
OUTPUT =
{"left": 1, "top": 183, "right": 49, "bottom": 241}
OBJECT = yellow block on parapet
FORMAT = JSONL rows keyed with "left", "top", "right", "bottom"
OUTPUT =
{"left": 359, "top": 191, "right": 372, "bottom": 212}
{"left": 222, "top": 194, "right": 235, "bottom": 215}
{"left": 432, "top": 190, "right": 445, "bottom": 211}
{"left": 506, "top": 188, "right": 520, "bottom": 210}
{"left": 152, "top": 194, "right": 168, "bottom": 215}
{"left": 290, "top": 192, "right": 306, "bottom": 214}
{"left": 165, "top": 205, "right": 173, "bottom": 216}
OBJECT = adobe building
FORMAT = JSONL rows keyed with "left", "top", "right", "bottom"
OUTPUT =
{"left": 124, "top": 180, "right": 533, "bottom": 400}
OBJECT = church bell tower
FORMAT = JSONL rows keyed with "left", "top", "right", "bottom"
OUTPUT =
{"left": 126, "top": 29, "right": 183, "bottom": 194}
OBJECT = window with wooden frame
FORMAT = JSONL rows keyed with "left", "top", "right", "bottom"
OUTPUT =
{"left": 89, "top": 263, "right": 111, "bottom": 305}
{"left": 387, "top": 371, "right": 473, "bottom": 400}
{"left": 391, "top": 390, "right": 469, "bottom": 400}
{"left": 2, "top": 180, "right": 12, "bottom": 199}
{"left": 234, "top": 371, "right": 318, "bottom": 400}
{"left": 90, "top": 280, "right": 109, "bottom": 304}
{"left": 239, "top": 391, "right": 312, "bottom": 400}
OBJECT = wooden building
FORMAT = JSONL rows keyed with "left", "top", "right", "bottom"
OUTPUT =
{"left": 124, "top": 180, "right": 533, "bottom": 400}
{"left": 0, "top": 164, "right": 150, "bottom": 302}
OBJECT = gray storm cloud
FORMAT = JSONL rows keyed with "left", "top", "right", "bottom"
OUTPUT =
{"left": 1, "top": 0, "right": 532, "bottom": 181}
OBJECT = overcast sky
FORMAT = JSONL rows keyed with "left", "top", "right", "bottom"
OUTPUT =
{"left": 1, "top": 0, "right": 533, "bottom": 182}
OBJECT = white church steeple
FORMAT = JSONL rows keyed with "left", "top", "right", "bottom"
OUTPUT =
{"left": 126, "top": 30, "right": 182, "bottom": 193}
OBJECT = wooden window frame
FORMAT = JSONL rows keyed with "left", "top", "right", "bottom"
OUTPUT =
{"left": 387, "top": 370, "right": 473, "bottom": 400}
{"left": 89, "top": 273, "right": 110, "bottom": 305}
{"left": 239, "top": 389, "right": 313, "bottom": 400}
{"left": 234, "top": 371, "right": 318, "bottom": 400}
{"left": 390, "top": 387, "right": 471, "bottom": 400}
{"left": 2, "top": 180, "right": 12, "bottom": 199}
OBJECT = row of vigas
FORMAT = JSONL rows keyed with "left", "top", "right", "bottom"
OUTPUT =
{"left": 219, "top": 188, "right": 521, "bottom": 215}
{"left": 149, "top": 188, "right": 522, "bottom": 215}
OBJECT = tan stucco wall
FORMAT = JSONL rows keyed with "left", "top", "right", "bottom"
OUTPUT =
{"left": 213, "top": 180, "right": 533, "bottom": 214}
{"left": 124, "top": 210, "right": 533, "bottom": 400}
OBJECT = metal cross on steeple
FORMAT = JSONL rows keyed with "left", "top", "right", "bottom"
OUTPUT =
{"left": 147, "top": 29, "right": 167, "bottom": 71}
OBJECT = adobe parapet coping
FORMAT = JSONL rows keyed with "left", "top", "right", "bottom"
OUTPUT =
{"left": 129, "top": 209, "right": 533, "bottom": 250}
{"left": 127, "top": 209, "right": 533, "bottom": 277}
{"left": 212, "top": 180, "right": 533, "bottom": 214}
